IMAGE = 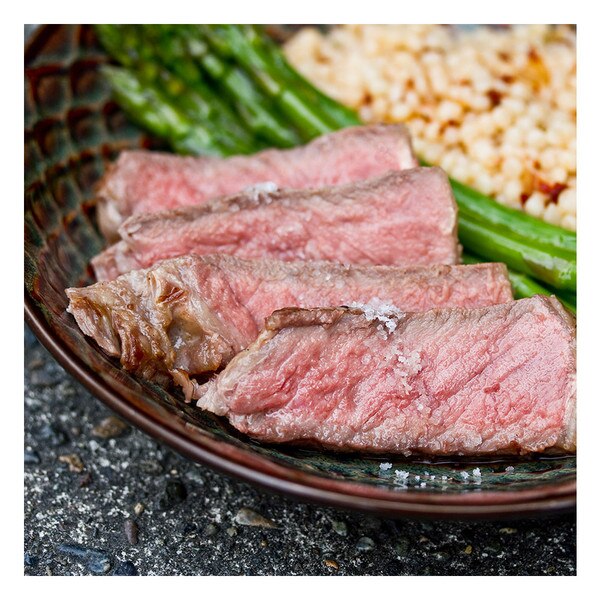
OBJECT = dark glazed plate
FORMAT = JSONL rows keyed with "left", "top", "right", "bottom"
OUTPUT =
{"left": 24, "top": 25, "right": 576, "bottom": 519}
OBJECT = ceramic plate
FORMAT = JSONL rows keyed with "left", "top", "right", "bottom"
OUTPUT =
{"left": 24, "top": 25, "right": 576, "bottom": 519}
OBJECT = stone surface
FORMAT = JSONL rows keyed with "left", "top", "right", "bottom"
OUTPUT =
{"left": 24, "top": 325, "right": 576, "bottom": 576}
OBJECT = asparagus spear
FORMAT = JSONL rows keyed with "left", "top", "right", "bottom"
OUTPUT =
{"left": 507, "top": 272, "right": 576, "bottom": 314}
{"left": 198, "top": 24, "right": 361, "bottom": 130}
{"left": 462, "top": 252, "right": 576, "bottom": 313}
{"left": 100, "top": 65, "right": 223, "bottom": 156}
{"left": 96, "top": 25, "right": 259, "bottom": 155}
{"left": 418, "top": 158, "right": 575, "bottom": 257}
{"left": 138, "top": 25, "right": 264, "bottom": 153}
{"left": 459, "top": 216, "right": 576, "bottom": 291}
{"left": 197, "top": 24, "right": 339, "bottom": 140}
{"left": 95, "top": 24, "right": 132, "bottom": 65}
{"left": 247, "top": 25, "right": 362, "bottom": 128}
{"left": 450, "top": 177, "right": 576, "bottom": 257}
{"left": 550, "top": 287, "right": 577, "bottom": 308}
{"left": 170, "top": 25, "right": 302, "bottom": 149}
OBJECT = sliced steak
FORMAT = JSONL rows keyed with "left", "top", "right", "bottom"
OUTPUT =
{"left": 92, "top": 167, "right": 459, "bottom": 280}
{"left": 66, "top": 255, "right": 512, "bottom": 395}
{"left": 90, "top": 241, "right": 141, "bottom": 282}
{"left": 96, "top": 124, "right": 418, "bottom": 240}
{"left": 198, "top": 297, "right": 576, "bottom": 455}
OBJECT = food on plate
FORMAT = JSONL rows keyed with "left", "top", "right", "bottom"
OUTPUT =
{"left": 92, "top": 167, "right": 459, "bottom": 280}
{"left": 96, "top": 124, "right": 417, "bottom": 240}
{"left": 56, "top": 25, "right": 578, "bottom": 463}
{"left": 96, "top": 25, "right": 577, "bottom": 294}
{"left": 284, "top": 25, "right": 576, "bottom": 230}
{"left": 66, "top": 255, "right": 512, "bottom": 396}
{"left": 95, "top": 24, "right": 362, "bottom": 152}
{"left": 91, "top": 242, "right": 141, "bottom": 282}
{"left": 198, "top": 297, "right": 576, "bottom": 455}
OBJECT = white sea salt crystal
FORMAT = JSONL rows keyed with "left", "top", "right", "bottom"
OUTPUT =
{"left": 243, "top": 181, "right": 279, "bottom": 204}
{"left": 505, "top": 466, "right": 515, "bottom": 473}
{"left": 246, "top": 181, "right": 278, "bottom": 194}
{"left": 394, "top": 470, "right": 410, "bottom": 481}
{"left": 415, "top": 475, "right": 421, "bottom": 481}
{"left": 460, "top": 471, "right": 470, "bottom": 480}
{"left": 379, "top": 462, "right": 393, "bottom": 471}
{"left": 347, "top": 297, "right": 405, "bottom": 334}
{"left": 397, "top": 350, "right": 422, "bottom": 372}
{"left": 420, "top": 482, "right": 426, "bottom": 488}
{"left": 472, "top": 468, "right": 482, "bottom": 478}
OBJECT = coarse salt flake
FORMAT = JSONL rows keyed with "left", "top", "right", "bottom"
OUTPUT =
{"left": 243, "top": 181, "right": 279, "bottom": 203}
{"left": 284, "top": 25, "right": 577, "bottom": 231}
{"left": 379, "top": 462, "right": 393, "bottom": 471}
{"left": 347, "top": 297, "right": 405, "bottom": 335}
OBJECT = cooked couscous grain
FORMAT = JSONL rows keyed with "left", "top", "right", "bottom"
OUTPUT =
{"left": 285, "top": 25, "right": 576, "bottom": 230}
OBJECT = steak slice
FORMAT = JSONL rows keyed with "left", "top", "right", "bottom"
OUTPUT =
{"left": 92, "top": 167, "right": 459, "bottom": 281}
{"left": 198, "top": 297, "right": 576, "bottom": 455}
{"left": 66, "top": 255, "right": 513, "bottom": 396}
{"left": 90, "top": 241, "right": 141, "bottom": 282}
{"left": 96, "top": 124, "right": 418, "bottom": 240}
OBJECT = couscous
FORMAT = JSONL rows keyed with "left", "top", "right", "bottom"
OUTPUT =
{"left": 285, "top": 25, "right": 576, "bottom": 230}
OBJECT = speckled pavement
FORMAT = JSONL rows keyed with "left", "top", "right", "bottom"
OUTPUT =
{"left": 24, "top": 325, "right": 576, "bottom": 576}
